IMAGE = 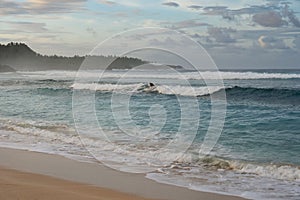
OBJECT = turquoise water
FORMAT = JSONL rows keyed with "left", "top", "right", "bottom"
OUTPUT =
{"left": 0, "top": 70, "right": 299, "bottom": 199}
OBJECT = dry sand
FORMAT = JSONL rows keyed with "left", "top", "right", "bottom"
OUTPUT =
{"left": 0, "top": 147, "right": 246, "bottom": 200}
{"left": 0, "top": 167, "right": 152, "bottom": 200}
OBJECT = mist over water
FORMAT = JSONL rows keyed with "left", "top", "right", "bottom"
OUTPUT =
{"left": 0, "top": 69, "right": 299, "bottom": 199}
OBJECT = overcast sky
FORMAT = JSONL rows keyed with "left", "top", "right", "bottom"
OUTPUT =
{"left": 1, "top": 0, "right": 300, "bottom": 69}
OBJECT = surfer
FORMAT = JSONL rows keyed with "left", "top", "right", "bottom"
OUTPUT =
{"left": 136, "top": 82, "right": 157, "bottom": 92}
{"left": 137, "top": 82, "right": 157, "bottom": 92}
{"left": 148, "top": 82, "right": 155, "bottom": 87}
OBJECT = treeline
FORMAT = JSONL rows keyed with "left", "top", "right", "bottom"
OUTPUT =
{"left": 0, "top": 42, "right": 147, "bottom": 71}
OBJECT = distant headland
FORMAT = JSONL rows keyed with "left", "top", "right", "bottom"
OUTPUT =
{"left": 0, "top": 42, "right": 147, "bottom": 72}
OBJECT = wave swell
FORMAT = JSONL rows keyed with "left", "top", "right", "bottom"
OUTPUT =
{"left": 223, "top": 86, "right": 300, "bottom": 105}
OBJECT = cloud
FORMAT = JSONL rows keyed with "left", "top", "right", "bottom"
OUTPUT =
{"left": 246, "top": 3, "right": 300, "bottom": 28}
{"left": 265, "top": 0, "right": 282, "bottom": 7}
{"left": 203, "top": 6, "right": 228, "bottom": 15}
{"left": 163, "top": 19, "right": 210, "bottom": 29}
{"left": 207, "top": 45, "right": 300, "bottom": 69}
{"left": 11, "top": 21, "right": 48, "bottom": 32}
{"left": 258, "top": 35, "right": 288, "bottom": 49}
{"left": 86, "top": 27, "right": 97, "bottom": 37}
{"left": 197, "top": 2, "right": 293, "bottom": 26}
{"left": 148, "top": 37, "right": 179, "bottom": 46}
{"left": 162, "top": 2, "right": 179, "bottom": 7}
{"left": 207, "top": 27, "right": 236, "bottom": 43}
{"left": 29, "top": 0, "right": 87, "bottom": 13}
{"left": 0, "top": 21, "right": 48, "bottom": 33}
{"left": 282, "top": 4, "right": 300, "bottom": 28}
{"left": 96, "top": 0, "right": 117, "bottom": 5}
{"left": 288, "top": 13, "right": 300, "bottom": 27}
{"left": 202, "top": 6, "right": 237, "bottom": 21}
{"left": 253, "top": 11, "right": 287, "bottom": 27}
{"left": 0, "top": 0, "right": 87, "bottom": 15}
{"left": 27, "top": 0, "right": 85, "bottom": 4}
{"left": 258, "top": 35, "right": 268, "bottom": 48}
{"left": 188, "top": 5, "right": 202, "bottom": 10}
{"left": 199, "top": 4, "right": 275, "bottom": 17}
{"left": 0, "top": 1, "right": 25, "bottom": 15}
{"left": 231, "top": 6, "right": 263, "bottom": 15}
{"left": 293, "top": 37, "right": 300, "bottom": 51}
{"left": 190, "top": 33, "right": 202, "bottom": 39}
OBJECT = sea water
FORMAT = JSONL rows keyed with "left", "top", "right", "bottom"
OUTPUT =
{"left": 0, "top": 69, "right": 299, "bottom": 199}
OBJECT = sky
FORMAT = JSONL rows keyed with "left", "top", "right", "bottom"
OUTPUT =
{"left": 1, "top": 0, "right": 300, "bottom": 69}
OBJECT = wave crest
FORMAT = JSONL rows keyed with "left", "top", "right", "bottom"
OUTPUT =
{"left": 71, "top": 83, "right": 224, "bottom": 97}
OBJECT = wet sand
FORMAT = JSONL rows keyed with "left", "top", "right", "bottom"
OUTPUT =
{"left": 0, "top": 147, "right": 246, "bottom": 200}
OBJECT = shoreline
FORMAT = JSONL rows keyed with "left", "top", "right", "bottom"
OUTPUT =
{"left": 0, "top": 147, "right": 246, "bottom": 200}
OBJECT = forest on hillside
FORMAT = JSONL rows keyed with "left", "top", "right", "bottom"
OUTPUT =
{"left": 0, "top": 42, "right": 147, "bottom": 71}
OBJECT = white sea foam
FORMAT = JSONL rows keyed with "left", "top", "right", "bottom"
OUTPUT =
{"left": 70, "top": 83, "right": 143, "bottom": 92}
{"left": 155, "top": 85, "right": 223, "bottom": 96}
{"left": 71, "top": 83, "right": 224, "bottom": 97}
{"left": 196, "top": 156, "right": 300, "bottom": 181}
{"left": 21, "top": 70, "right": 300, "bottom": 80}
{"left": 231, "top": 161, "right": 300, "bottom": 181}
{"left": 146, "top": 157, "right": 300, "bottom": 200}
{"left": 1, "top": 118, "right": 300, "bottom": 199}
{"left": 1, "top": 118, "right": 299, "bottom": 182}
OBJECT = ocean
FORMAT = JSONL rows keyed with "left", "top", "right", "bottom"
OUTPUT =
{"left": 0, "top": 69, "right": 299, "bottom": 199}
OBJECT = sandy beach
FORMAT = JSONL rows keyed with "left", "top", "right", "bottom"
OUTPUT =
{"left": 0, "top": 167, "right": 151, "bottom": 200}
{"left": 0, "top": 147, "right": 246, "bottom": 200}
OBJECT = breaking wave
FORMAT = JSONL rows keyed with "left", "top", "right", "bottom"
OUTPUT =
{"left": 22, "top": 70, "right": 300, "bottom": 80}
{"left": 70, "top": 83, "right": 224, "bottom": 97}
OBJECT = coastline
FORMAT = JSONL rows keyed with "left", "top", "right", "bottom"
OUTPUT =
{"left": 0, "top": 147, "right": 246, "bottom": 200}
